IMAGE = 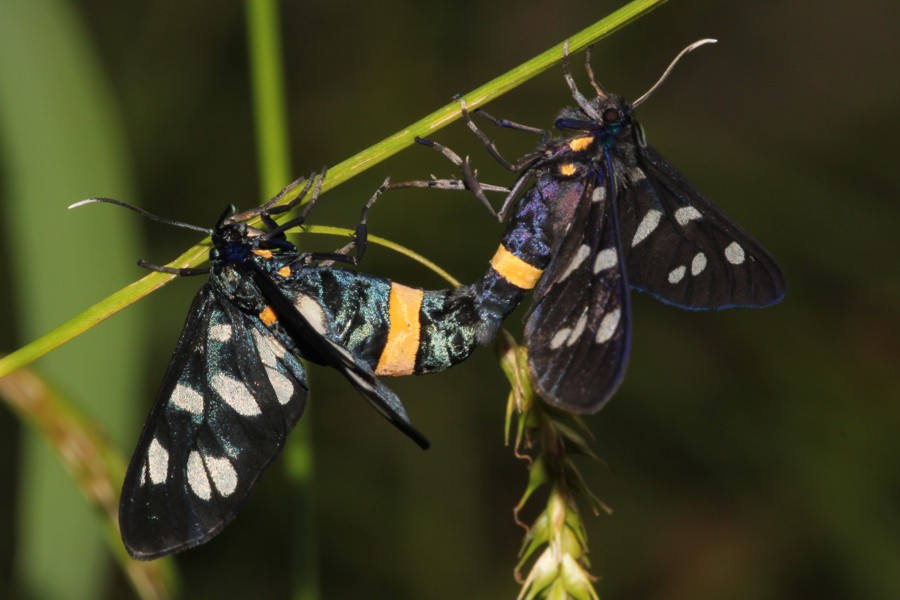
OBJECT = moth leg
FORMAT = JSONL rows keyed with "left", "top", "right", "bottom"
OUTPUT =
{"left": 459, "top": 99, "right": 546, "bottom": 172}
{"left": 259, "top": 170, "right": 328, "bottom": 240}
{"left": 229, "top": 170, "right": 319, "bottom": 225}
{"left": 473, "top": 109, "right": 548, "bottom": 139}
{"left": 287, "top": 176, "right": 393, "bottom": 268}
{"left": 583, "top": 45, "right": 609, "bottom": 98}
{"left": 390, "top": 137, "right": 508, "bottom": 222}
{"left": 258, "top": 171, "right": 317, "bottom": 216}
{"left": 561, "top": 40, "right": 599, "bottom": 118}
{"left": 327, "top": 176, "right": 389, "bottom": 265}
{"left": 269, "top": 166, "right": 327, "bottom": 219}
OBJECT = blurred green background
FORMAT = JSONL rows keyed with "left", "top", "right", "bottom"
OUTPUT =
{"left": 1, "top": 1, "right": 898, "bottom": 598}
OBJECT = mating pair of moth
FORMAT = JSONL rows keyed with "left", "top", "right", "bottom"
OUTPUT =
{"left": 75, "top": 40, "right": 785, "bottom": 559}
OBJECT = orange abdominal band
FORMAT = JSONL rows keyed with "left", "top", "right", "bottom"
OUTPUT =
{"left": 375, "top": 283, "right": 424, "bottom": 376}
{"left": 490, "top": 245, "right": 543, "bottom": 290}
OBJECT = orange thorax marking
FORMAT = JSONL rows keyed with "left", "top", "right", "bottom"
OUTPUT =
{"left": 259, "top": 305, "right": 278, "bottom": 326}
{"left": 568, "top": 135, "right": 594, "bottom": 152}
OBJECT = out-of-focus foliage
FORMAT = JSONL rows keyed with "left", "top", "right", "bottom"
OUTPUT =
{"left": 0, "top": 1, "right": 144, "bottom": 598}
{"left": 0, "top": 1, "right": 897, "bottom": 598}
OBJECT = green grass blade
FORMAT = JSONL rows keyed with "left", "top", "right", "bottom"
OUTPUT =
{"left": 246, "top": 0, "right": 292, "bottom": 199}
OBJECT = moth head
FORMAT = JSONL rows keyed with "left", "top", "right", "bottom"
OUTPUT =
{"left": 553, "top": 94, "right": 632, "bottom": 141}
{"left": 212, "top": 218, "right": 250, "bottom": 246}
{"left": 559, "top": 41, "right": 634, "bottom": 135}
{"left": 210, "top": 218, "right": 276, "bottom": 268}
{"left": 557, "top": 39, "right": 716, "bottom": 145}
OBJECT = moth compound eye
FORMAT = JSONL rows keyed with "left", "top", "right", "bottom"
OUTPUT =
{"left": 602, "top": 108, "right": 620, "bottom": 123}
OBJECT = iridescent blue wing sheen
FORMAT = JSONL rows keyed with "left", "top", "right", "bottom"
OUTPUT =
{"left": 616, "top": 145, "right": 786, "bottom": 309}
{"left": 524, "top": 169, "right": 631, "bottom": 413}
{"left": 119, "top": 285, "right": 309, "bottom": 560}
{"left": 253, "top": 270, "right": 430, "bottom": 450}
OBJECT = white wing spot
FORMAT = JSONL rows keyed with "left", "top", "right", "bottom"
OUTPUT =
{"left": 725, "top": 242, "right": 746, "bottom": 264}
{"left": 691, "top": 252, "right": 707, "bottom": 276}
{"left": 187, "top": 450, "right": 211, "bottom": 500}
{"left": 208, "top": 323, "right": 232, "bottom": 342}
{"left": 294, "top": 294, "right": 329, "bottom": 335}
{"left": 591, "top": 186, "right": 607, "bottom": 203}
{"left": 668, "top": 266, "right": 686, "bottom": 284}
{"left": 559, "top": 244, "right": 591, "bottom": 282}
{"left": 212, "top": 373, "right": 261, "bottom": 416}
{"left": 566, "top": 311, "right": 588, "bottom": 347}
{"left": 595, "top": 309, "right": 621, "bottom": 344}
{"left": 205, "top": 455, "right": 238, "bottom": 497}
{"left": 593, "top": 248, "right": 618, "bottom": 273}
{"left": 252, "top": 328, "right": 276, "bottom": 366}
{"left": 266, "top": 366, "right": 294, "bottom": 405}
{"left": 147, "top": 437, "right": 169, "bottom": 485}
{"left": 550, "top": 328, "right": 572, "bottom": 350}
{"left": 171, "top": 383, "right": 204, "bottom": 414}
{"left": 252, "top": 328, "right": 286, "bottom": 368}
{"left": 631, "top": 209, "right": 662, "bottom": 247}
{"left": 629, "top": 167, "right": 648, "bottom": 183}
{"left": 674, "top": 206, "right": 702, "bottom": 226}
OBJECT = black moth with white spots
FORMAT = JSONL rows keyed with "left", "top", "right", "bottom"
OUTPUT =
{"left": 97, "top": 179, "right": 432, "bottom": 561}
{"left": 416, "top": 40, "right": 786, "bottom": 412}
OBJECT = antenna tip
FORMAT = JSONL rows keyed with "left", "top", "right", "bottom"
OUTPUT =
{"left": 631, "top": 38, "right": 720, "bottom": 109}
{"left": 68, "top": 198, "right": 99, "bottom": 210}
{"left": 695, "top": 38, "right": 718, "bottom": 48}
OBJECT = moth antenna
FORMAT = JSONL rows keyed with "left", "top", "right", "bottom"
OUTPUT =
{"left": 69, "top": 197, "right": 214, "bottom": 235}
{"left": 632, "top": 38, "right": 717, "bottom": 109}
{"left": 584, "top": 46, "right": 609, "bottom": 99}
{"left": 563, "top": 40, "right": 601, "bottom": 119}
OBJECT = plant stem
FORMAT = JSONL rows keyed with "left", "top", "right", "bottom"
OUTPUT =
{"left": 0, "top": 369, "right": 177, "bottom": 600}
{"left": 246, "top": 0, "right": 291, "bottom": 199}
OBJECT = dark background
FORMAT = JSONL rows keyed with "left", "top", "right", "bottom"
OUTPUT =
{"left": 1, "top": 1, "right": 898, "bottom": 598}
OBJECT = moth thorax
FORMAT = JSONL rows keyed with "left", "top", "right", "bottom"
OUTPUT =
{"left": 212, "top": 266, "right": 263, "bottom": 310}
